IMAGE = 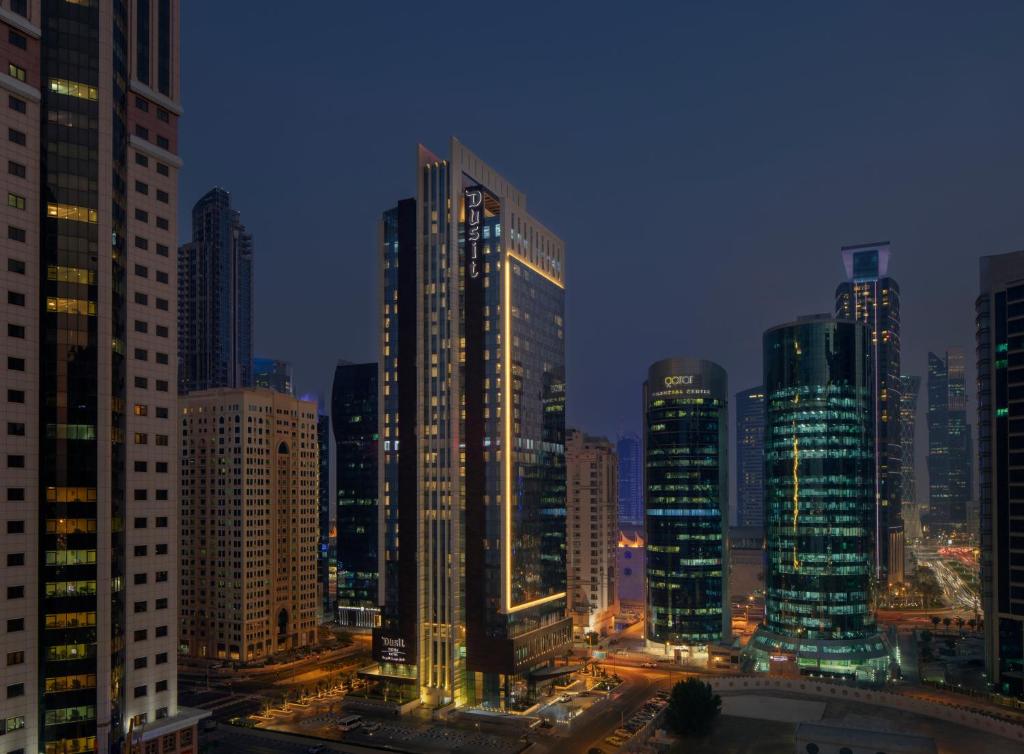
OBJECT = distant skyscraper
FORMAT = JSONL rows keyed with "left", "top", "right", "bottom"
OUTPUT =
{"left": 331, "top": 362, "right": 378, "bottom": 628}
{"left": 177, "top": 187, "right": 254, "bottom": 393}
{"left": 566, "top": 430, "right": 619, "bottom": 637}
{"left": 749, "top": 315, "right": 888, "bottom": 680}
{"left": 976, "top": 250, "right": 1024, "bottom": 698}
{"left": 927, "top": 349, "right": 971, "bottom": 524}
{"left": 735, "top": 386, "right": 766, "bottom": 529}
{"left": 254, "top": 357, "right": 294, "bottom": 395}
{"left": 617, "top": 432, "right": 643, "bottom": 527}
{"left": 180, "top": 389, "right": 320, "bottom": 660}
{"left": 644, "top": 358, "right": 729, "bottom": 651}
{"left": 835, "top": 242, "right": 902, "bottom": 585}
{"left": 0, "top": 3, "right": 205, "bottom": 751}
{"left": 317, "top": 410, "right": 332, "bottom": 618}
{"left": 900, "top": 375, "right": 921, "bottom": 504}
{"left": 373, "top": 140, "right": 569, "bottom": 710}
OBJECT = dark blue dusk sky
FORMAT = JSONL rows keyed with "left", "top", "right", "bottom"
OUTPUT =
{"left": 179, "top": 1, "right": 1023, "bottom": 464}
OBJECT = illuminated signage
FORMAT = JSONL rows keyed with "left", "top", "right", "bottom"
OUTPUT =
{"left": 465, "top": 187, "right": 483, "bottom": 280}
{"left": 379, "top": 635, "right": 407, "bottom": 664}
{"left": 664, "top": 375, "right": 695, "bottom": 387}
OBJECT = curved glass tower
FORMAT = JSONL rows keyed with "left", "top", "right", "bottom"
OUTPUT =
{"left": 644, "top": 358, "right": 729, "bottom": 654}
{"left": 748, "top": 315, "right": 889, "bottom": 680}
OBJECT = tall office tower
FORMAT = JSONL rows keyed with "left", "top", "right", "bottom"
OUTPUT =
{"left": 373, "top": 139, "right": 569, "bottom": 711}
{"left": 0, "top": 3, "right": 205, "bottom": 753}
{"left": 899, "top": 375, "right": 921, "bottom": 504}
{"left": 253, "top": 357, "right": 293, "bottom": 395}
{"left": 566, "top": 430, "right": 619, "bottom": 638}
{"left": 644, "top": 358, "right": 729, "bottom": 653}
{"left": 179, "top": 389, "right": 320, "bottom": 661}
{"left": 835, "top": 242, "right": 902, "bottom": 585}
{"left": 927, "top": 349, "right": 972, "bottom": 524}
{"left": 616, "top": 432, "right": 643, "bottom": 527}
{"left": 735, "top": 386, "right": 766, "bottom": 529}
{"left": 177, "top": 187, "right": 254, "bottom": 394}
{"left": 748, "top": 315, "right": 888, "bottom": 680}
{"left": 316, "top": 410, "right": 332, "bottom": 618}
{"left": 331, "top": 362, "right": 378, "bottom": 628}
{"left": 976, "top": 250, "right": 1024, "bottom": 698}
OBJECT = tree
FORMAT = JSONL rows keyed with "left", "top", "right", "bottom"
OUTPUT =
{"left": 930, "top": 616, "right": 941, "bottom": 629}
{"left": 967, "top": 618, "right": 977, "bottom": 633}
{"left": 956, "top": 617, "right": 965, "bottom": 634}
{"left": 942, "top": 617, "right": 952, "bottom": 632}
{"left": 665, "top": 678, "right": 721, "bottom": 737}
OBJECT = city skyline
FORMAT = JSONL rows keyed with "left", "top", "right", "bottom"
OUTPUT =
{"left": 174, "top": 3, "right": 1018, "bottom": 445}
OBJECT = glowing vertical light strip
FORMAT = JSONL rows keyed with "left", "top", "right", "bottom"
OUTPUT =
{"left": 503, "top": 256, "right": 512, "bottom": 612}
{"left": 792, "top": 393, "right": 800, "bottom": 572}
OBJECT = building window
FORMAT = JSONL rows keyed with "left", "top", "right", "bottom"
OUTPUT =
{"left": 156, "top": 189, "right": 168, "bottom": 203}
{"left": 8, "top": 324, "right": 25, "bottom": 338}
{"left": 8, "top": 160, "right": 25, "bottom": 178}
{"left": 8, "top": 226, "right": 26, "bottom": 242}
{"left": 156, "top": 135, "right": 169, "bottom": 149}
{"left": 156, "top": 217, "right": 169, "bottom": 230}
{"left": 136, "top": 152, "right": 149, "bottom": 167}
{"left": 8, "top": 356, "right": 25, "bottom": 371}
{"left": 6, "top": 683, "right": 24, "bottom": 698}
{"left": 8, "top": 63, "right": 26, "bottom": 82}
{"left": 8, "top": 391, "right": 25, "bottom": 404}
{"left": 8, "top": 95, "right": 26, "bottom": 113}
{"left": 158, "top": 0, "right": 171, "bottom": 95}
{"left": 135, "top": 125, "right": 149, "bottom": 139}
{"left": 134, "top": 685, "right": 147, "bottom": 698}
{"left": 8, "top": 30, "right": 27, "bottom": 50}
{"left": 6, "top": 553, "right": 24, "bottom": 566}
{"left": 157, "top": 162, "right": 169, "bottom": 176}
{"left": 7, "top": 422, "right": 25, "bottom": 436}
{"left": 137, "top": 0, "right": 151, "bottom": 84}
{"left": 7, "top": 258, "right": 24, "bottom": 274}
{"left": 7, "top": 193, "right": 25, "bottom": 209}
{"left": 7, "top": 618, "right": 24, "bottom": 632}
{"left": 8, "top": 128, "right": 26, "bottom": 145}
{"left": 6, "top": 651, "right": 25, "bottom": 666}
{"left": 7, "top": 586, "right": 24, "bottom": 599}
{"left": 10, "top": 0, "right": 28, "bottom": 17}
{"left": 7, "top": 455, "right": 25, "bottom": 468}
{"left": 135, "top": 180, "right": 149, "bottom": 195}
{"left": 8, "top": 291, "right": 25, "bottom": 306}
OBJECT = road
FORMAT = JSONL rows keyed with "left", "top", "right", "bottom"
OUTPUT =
{"left": 914, "top": 544, "right": 981, "bottom": 615}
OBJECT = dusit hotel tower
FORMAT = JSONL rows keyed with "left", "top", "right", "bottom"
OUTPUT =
{"left": 371, "top": 139, "right": 570, "bottom": 711}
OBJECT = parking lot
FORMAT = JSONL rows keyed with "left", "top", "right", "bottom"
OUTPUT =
{"left": 600, "top": 691, "right": 668, "bottom": 750}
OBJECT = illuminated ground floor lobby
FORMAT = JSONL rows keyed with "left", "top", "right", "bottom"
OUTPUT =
{"left": 744, "top": 626, "right": 892, "bottom": 682}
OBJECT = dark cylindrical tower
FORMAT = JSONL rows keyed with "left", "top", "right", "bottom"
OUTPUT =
{"left": 748, "top": 314, "right": 889, "bottom": 680}
{"left": 644, "top": 357, "right": 729, "bottom": 653}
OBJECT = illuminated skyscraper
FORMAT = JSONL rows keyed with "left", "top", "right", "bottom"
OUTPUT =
{"left": 748, "top": 315, "right": 888, "bottom": 680}
{"left": 644, "top": 358, "right": 729, "bottom": 653}
{"left": 566, "top": 430, "right": 618, "bottom": 638}
{"left": 373, "top": 140, "right": 569, "bottom": 711}
{"left": 899, "top": 375, "right": 921, "bottom": 504}
{"left": 0, "top": 2, "right": 205, "bottom": 751}
{"left": 835, "top": 242, "right": 902, "bottom": 585}
{"left": 617, "top": 432, "right": 643, "bottom": 527}
{"left": 927, "top": 349, "right": 971, "bottom": 524}
{"left": 735, "top": 386, "right": 765, "bottom": 529}
{"left": 331, "top": 362, "right": 379, "bottom": 628}
{"left": 976, "top": 250, "right": 1024, "bottom": 698}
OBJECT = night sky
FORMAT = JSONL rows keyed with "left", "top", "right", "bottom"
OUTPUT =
{"left": 179, "top": 2, "right": 1024, "bottom": 487}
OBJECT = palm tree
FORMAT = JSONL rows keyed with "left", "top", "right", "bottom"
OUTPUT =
{"left": 956, "top": 617, "right": 965, "bottom": 634}
{"left": 930, "top": 616, "right": 941, "bottom": 629}
{"left": 967, "top": 618, "right": 977, "bottom": 633}
{"left": 942, "top": 617, "right": 952, "bottom": 633}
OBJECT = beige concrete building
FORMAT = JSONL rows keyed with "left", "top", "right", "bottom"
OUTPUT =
{"left": 179, "top": 388, "right": 320, "bottom": 662}
{"left": 566, "top": 430, "right": 619, "bottom": 638}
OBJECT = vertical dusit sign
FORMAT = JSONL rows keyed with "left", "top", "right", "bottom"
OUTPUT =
{"left": 465, "top": 186, "right": 484, "bottom": 279}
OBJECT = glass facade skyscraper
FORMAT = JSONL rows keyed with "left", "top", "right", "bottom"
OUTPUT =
{"left": 735, "top": 386, "right": 766, "bottom": 529}
{"left": 644, "top": 358, "right": 729, "bottom": 652}
{"left": 617, "top": 432, "right": 644, "bottom": 527}
{"left": 748, "top": 315, "right": 888, "bottom": 680}
{"left": 927, "top": 349, "right": 972, "bottom": 524}
{"left": 177, "top": 187, "right": 254, "bottom": 394}
{"left": 976, "top": 250, "right": 1024, "bottom": 698}
{"left": 835, "top": 242, "right": 902, "bottom": 585}
{"left": 373, "top": 140, "right": 569, "bottom": 711}
{"left": 900, "top": 375, "right": 921, "bottom": 504}
{"left": 331, "top": 362, "right": 379, "bottom": 628}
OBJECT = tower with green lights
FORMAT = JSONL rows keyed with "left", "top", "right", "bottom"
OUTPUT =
{"left": 747, "top": 315, "right": 889, "bottom": 680}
